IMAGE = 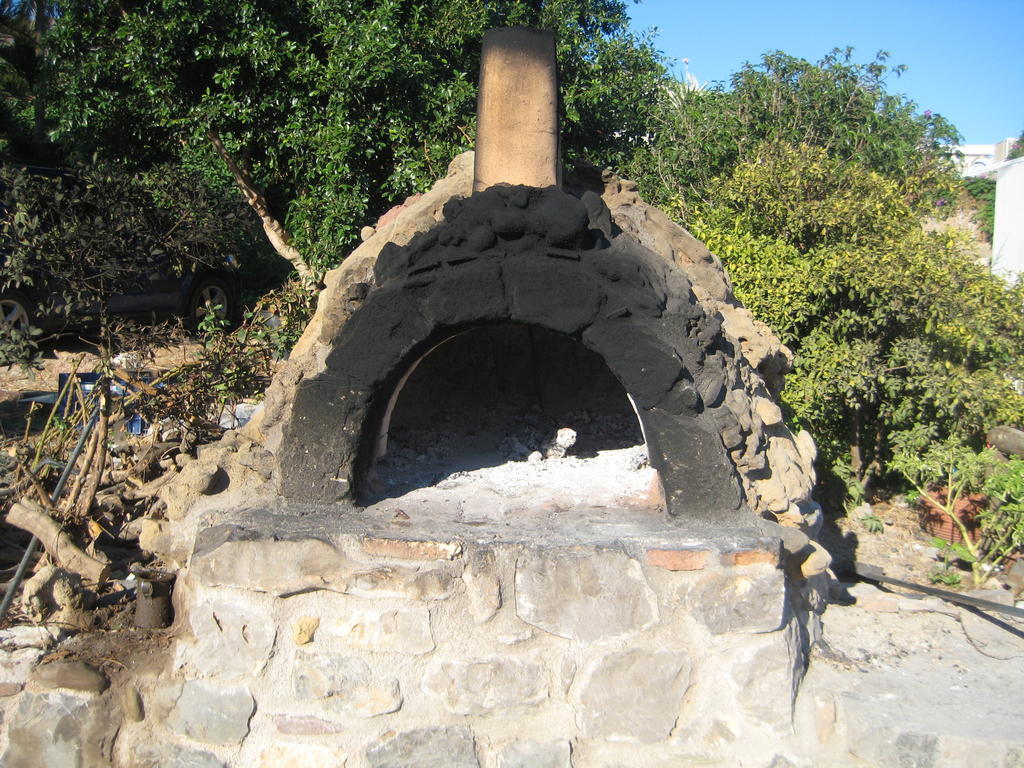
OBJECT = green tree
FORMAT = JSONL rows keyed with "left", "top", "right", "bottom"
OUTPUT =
{"left": 46, "top": 0, "right": 665, "bottom": 279}
{"left": 0, "top": 0, "right": 58, "bottom": 162}
{"left": 690, "top": 142, "right": 1024, "bottom": 492}
{"left": 628, "top": 48, "right": 961, "bottom": 217}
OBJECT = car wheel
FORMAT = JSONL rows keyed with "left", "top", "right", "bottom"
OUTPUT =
{"left": 0, "top": 292, "right": 33, "bottom": 334}
{"left": 187, "top": 277, "right": 234, "bottom": 330}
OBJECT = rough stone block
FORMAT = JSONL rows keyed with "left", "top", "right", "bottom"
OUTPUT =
{"left": 728, "top": 621, "right": 803, "bottom": 734}
{"left": 258, "top": 743, "right": 347, "bottom": 768}
{"left": 646, "top": 548, "right": 709, "bottom": 571}
{"left": 578, "top": 650, "right": 691, "bottom": 743}
{"left": 2, "top": 691, "right": 118, "bottom": 768}
{"left": 33, "top": 661, "right": 108, "bottom": 694}
{"left": 0, "top": 647, "right": 47, "bottom": 685}
{"left": 190, "top": 528, "right": 348, "bottom": 595}
{"left": 515, "top": 549, "right": 658, "bottom": 642}
{"left": 366, "top": 726, "right": 479, "bottom": 768}
{"left": 331, "top": 604, "right": 434, "bottom": 654}
{"left": 462, "top": 548, "right": 501, "bottom": 623}
{"left": 686, "top": 568, "right": 786, "bottom": 635}
{"left": 422, "top": 657, "right": 547, "bottom": 715}
{"left": 343, "top": 565, "right": 459, "bottom": 600}
{"left": 361, "top": 536, "right": 463, "bottom": 560}
{"left": 131, "top": 742, "right": 226, "bottom": 768}
{"left": 182, "top": 598, "right": 277, "bottom": 679}
{"left": 293, "top": 651, "right": 401, "bottom": 717}
{"left": 154, "top": 680, "right": 255, "bottom": 746}
{"left": 274, "top": 715, "right": 347, "bottom": 735}
{"left": 292, "top": 616, "right": 320, "bottom": 645}
{"left": 721, "top": 548, "right": 780, "bottom": 567}
{"left": 498, "top": 739, "right": 571, "bottom": 768}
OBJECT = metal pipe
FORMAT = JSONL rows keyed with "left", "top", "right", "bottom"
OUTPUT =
{"left": 855, "top": 561, "right": 1024, "bottom": 620}
{"left": 0, "top": 404, "right": 101, "bottom": 621}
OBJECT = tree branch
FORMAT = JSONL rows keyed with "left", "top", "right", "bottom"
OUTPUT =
{"left": 206, "top": 129, "right": 314, "bottom": 282}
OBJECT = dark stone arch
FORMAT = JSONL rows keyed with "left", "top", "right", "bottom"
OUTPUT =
{"left": 276, "top": 186, "right": 748, "bottom": 524}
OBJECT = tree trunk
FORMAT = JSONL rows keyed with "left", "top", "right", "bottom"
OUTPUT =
{"left": 31, "top": 0, "right": 48, "bottom": 156}
{"left": 206, "top": 130, "right": 314, "bottom": 283}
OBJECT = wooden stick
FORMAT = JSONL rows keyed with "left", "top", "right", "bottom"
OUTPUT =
{"left": 6, "top": 500, "right": 110, "bottom": 584}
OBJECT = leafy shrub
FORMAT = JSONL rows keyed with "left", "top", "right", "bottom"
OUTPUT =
{"left": 689, "top": 144, "right": 1024, "bottom": 492}
{"left": 892, "top": 436, "right": 1023, "bottom": 587}
{"left": 963, "top": 177, "right": 996, "bottom": 241}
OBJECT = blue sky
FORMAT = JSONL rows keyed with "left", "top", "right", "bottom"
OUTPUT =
{"left": 627, "top": 0, "right": 1023, "bottom": 146}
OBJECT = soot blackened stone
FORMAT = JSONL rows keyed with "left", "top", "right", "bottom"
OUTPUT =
{"left": 504, "top": 257, "right": 604, "bottom": 334}
{"left": 582, "top": 318, "right": 683, "bottom": 410}
{"left": 278, "top": 377, "right": 370, "bottom": 501}
{"left": 531, "top": 187, "right": 591, "bottom": 248}
{"left": 327, "top": 283, "right": 431, "bottom": 388}
{"left": 418, "top": 261, "right": 508, "bottom": 327}
{"left": 643, "top": 408, "right": 744, "bottom": 522}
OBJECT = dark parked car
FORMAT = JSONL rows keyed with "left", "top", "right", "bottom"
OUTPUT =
{"left": 0, "top": 165, "right": 241, "bottom": 339}
{"left": 0, "top": 258, "right": 241, "bottom": 337}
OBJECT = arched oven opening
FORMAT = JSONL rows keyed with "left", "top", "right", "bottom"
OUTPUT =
{"left": 360, "top": 322, "right": 654, "bottom": 511}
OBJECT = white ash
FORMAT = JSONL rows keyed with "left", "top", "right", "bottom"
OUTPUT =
{"left": 368, "top": 413, "right": 655, "bottom": 512}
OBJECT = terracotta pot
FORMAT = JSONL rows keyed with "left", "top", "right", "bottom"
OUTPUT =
{"left": 918, "top": 488, "right": 985, "bottom": 544}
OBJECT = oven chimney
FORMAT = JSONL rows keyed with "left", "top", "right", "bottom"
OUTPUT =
{"left": 473, "top": 27, "right": 559, "bottom": 191}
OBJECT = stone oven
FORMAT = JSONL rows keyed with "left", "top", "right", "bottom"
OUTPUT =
{"left": 0, "top": 27, "right": 833, "bottom": 768}
{"left": 277, "top": 181, "right": 748, "bottom": 524}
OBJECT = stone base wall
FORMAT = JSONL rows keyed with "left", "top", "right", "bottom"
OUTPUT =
{"left": 0, "top": 502, "right": 827, "bottom": 768}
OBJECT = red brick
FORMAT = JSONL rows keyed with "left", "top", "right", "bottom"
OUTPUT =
{"left": 646, "top": 548, "right": 709, "bottom": 571}
{"left": 720, "top": 549, "right": 778, "bottom": 567}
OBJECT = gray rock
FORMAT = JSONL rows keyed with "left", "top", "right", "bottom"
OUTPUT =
{"left": 154, "top": 680, "right": 255, "bottom": 745}
{"left": 0, "top": 647, "right": 50, "bottom": 686}
{"left": 577, "top": 649, "right": 691, "bottom": 742}
{"left": 366, "top": 726, "right": 479, "bottom": 768}
{"left": 293, "top": 651, "right": 401, "bottom": 716}
{"left": 190, "top": 526, "right": 349, "bottom": 595}
{"left": 515, "top": 548, "right": 657, "bottom": 641}
{"left": 2, "top": 691, "right": 118, "bottom": 768}
{"left": 274, "top": 714, "right": 347, "bottom": 735}
{"left": 685, "top": 567, "right": 786, "bottom": 634}
{"left": 33, "top": 660, "right": 108, "bottom": 694}
{"left": 728, "top": 621, "right": 803, "bottom": 733}
{"left": 0, "top": 625, "right": 65, "bottom": 651}
{"left": 462, "top": 548, "right": 501, "bottom": 623}
{"left": 422, "top": 657, "right": 547, "bottom": 715}
{"left": 498, "top": 739, "right": 571, "bottom": 768}
{"left": 131, "top": 741, "right": 227, "bottom": 768}
{"left": 342, "top": 565, "right": 459, "bottom": 600}
{"left": 331, "top": 603, "right": 434, "bottom": 654}
{"left": 182, "top": 598, "right": 278, "bottom": 679}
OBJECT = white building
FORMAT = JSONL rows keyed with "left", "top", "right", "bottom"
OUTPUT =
{"left": 965, "top": 154, "right": 1024, "bottom": 280}
{"left": 957, "top": 138, "right": 1018, "bottom": 175}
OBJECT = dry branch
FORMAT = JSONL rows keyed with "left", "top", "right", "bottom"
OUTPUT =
{"left": 7, "top": 500, "right": 110, "bottom": 584}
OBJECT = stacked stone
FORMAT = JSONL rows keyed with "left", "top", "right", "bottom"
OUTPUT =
{"left": 1, "top": 510, "right": 820, "bottom": 767}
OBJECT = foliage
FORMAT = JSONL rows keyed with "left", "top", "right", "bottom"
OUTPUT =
{"left": 627, "top": 48, "right": 960, "bottom": 217}
{"left": 860, "top": 513, "right": 884, "bottom": 534}
{"left": 139, "top": 278, "right": 315, "bottom": 430}
{"left": 689, "top": 141, "right": 1024, "bottom": 486}
{"left": 0, "top": 0, "right": 60, "bottom": 164}
{"left": 46, "top": 0, "right": 666, "bottom": 277}
{"left": 891, "top": 436, "right": 1022, "bottom": 587}
{"left": 1008, "top": 127, "right": 1024, "bottom": 160}
{"left": 0, "top": 163, "right": 247, "bottom": 365}
{"left": 963, "top": 177, "right": 996, "bottom": 241}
